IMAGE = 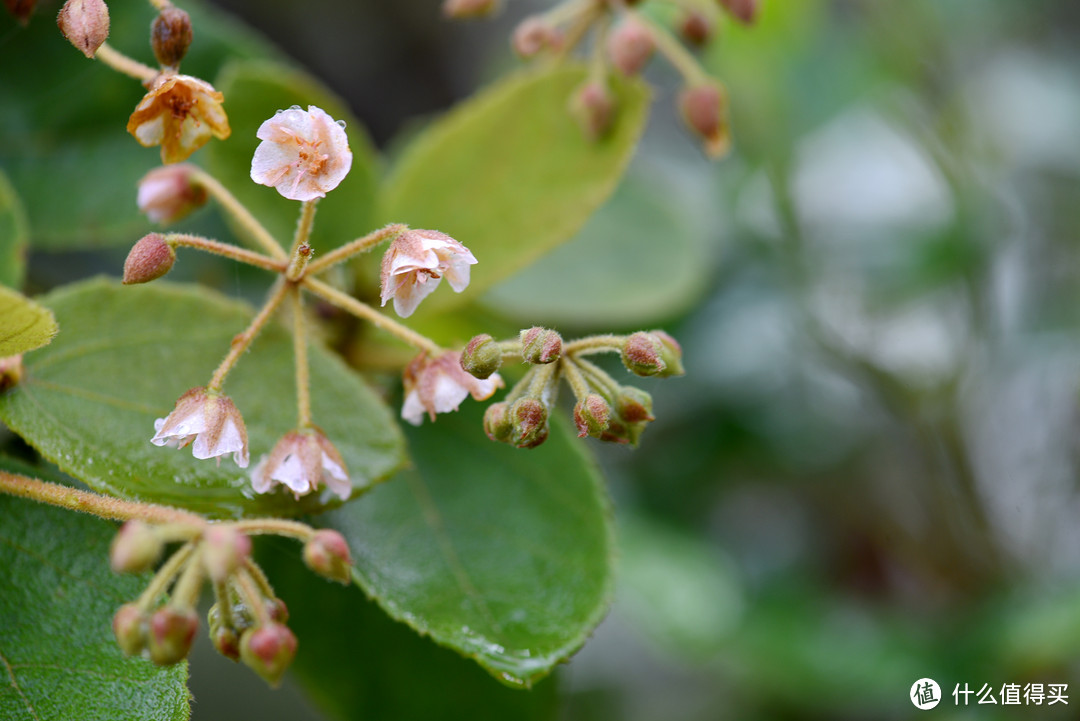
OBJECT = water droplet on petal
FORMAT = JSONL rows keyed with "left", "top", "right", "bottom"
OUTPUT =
{"left": 336, "top": 119, "right": 347, "bottom": 129}
{"left": 289, "top": 104, "right": 302, "bottom": 111}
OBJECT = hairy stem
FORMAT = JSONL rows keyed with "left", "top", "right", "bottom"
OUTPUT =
{"left": 230, "top": 518, "right": 315, "bottom": 541}
{"left": 305, "top": 224, "right": 407, "bottom": 276}
{"left": 138, "top": 542, "right": 196, "bottom": 609}
{"left": 166, "top": 234, "right": 287, "bottom": 273}
{"left": 95, "top": 43, "right": 157, "bottom": 83}
{"left": 561, "top": 358, "right": 593, "bottom": 400}
{"left": 631, "top": 10, "right": 710, "bottom": 85}
{"left": 207, "top": 279, "right": 290, "bottom": 392}
{"left": 564, "top": 334, "right": 624, "bottom": 355}
{"left": 234, "top": 568, "right": 271, "bottom": 626}
{"left": 187, "top": 167, "right": 288, "bottom": 261}
{"left": 290, "top": 287, "right": 313, "bottom": 428}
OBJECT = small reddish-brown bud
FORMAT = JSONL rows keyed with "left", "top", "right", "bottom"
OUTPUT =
{"left": 718, "top": 0, "right": 760, "bottom": 25}
{"left": 137, "top": 164, "right": 207, "bottom": 224}
{"left": 461, "top": 334, "right": 503, "bottom": 379}
{"left": 442, "top": 0, "right": 499, "bottom": 18}
{"left": 303, "top": 529, "right": 353, "bottom": 585}
{"left": 240, "top": 623, "right": 298, "bottom": 687}
{"left": 509, "top": 398, "right": 549, "bottom": 449}
{"left": 621, "top": 332, "right": 665, "bottom": 377}
{"left": 650, "top": 330, "right": 684, "bottom": 377}
{"left": 151, "top": 6, "right": 192, "bottom": 67}
{"left": 113, "top": 603, "right": 148, "bottom": 656}
{"left": 679, "top": 82, "right": 731, "bottom": 159}
{"left": 207, "top": 603, "right": 241, "bottom": 661}
{"left": 512, "top": 16, "right": 561, "bottom": 57}
{"left": 519, "top": 327, "right": 562, "bottom": 365}
{"left": 202, "top": 525, "right": 252, "bottom": 584}
{"left": 110, "top": 520, "right": 163, "bottom": 574}
{"left": 574, "top": 393, "right": 611, "bottom": 439}
{"left": 123, "top": 233, "right": 176, "bottom": 285}
{"left": 607, "top": 17, "right": 654, "bottom": 76}
{"left": 0, "top": 355, "right": 23, "bottom": 392}
{"left": 5, "top": 0, "right": 37, "bottom": 25}
{"left": 679, "top": 10, "right": 714, "bottom": 46}
{"left": 266, "top": 598, "right": 289, "bottom": 624}
{"left": 483, "top": 402, "right": 513, "bottom": 443}
{"left": 148, "top": 607, "right": 198, "bottom": 666}
{"left": 57, "top": 0, "right": 110, "bottom": 58}
{"left": 569, "top": 82, "right": 616, "bottom": 142}
{"left": 615, "top": 386, "right": 654, "bottom": 424}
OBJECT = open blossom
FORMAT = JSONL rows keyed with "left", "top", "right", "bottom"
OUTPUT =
{"left": 151, "top": 387, "right": 249, "bottom": 467}
{"left": 251, "top": 429, "right": 351, "bottom": 501}
{"left": 380, "top": 230, "right": 477, "bottom": 318}
{"left": 250, "top": 105, "right": 352, "bottom": 202}
{"left": 127, "top": 72, "right": 231, "bottom": 164}
{"left": 401, "top": 351, "right": 503, "bottom": 426}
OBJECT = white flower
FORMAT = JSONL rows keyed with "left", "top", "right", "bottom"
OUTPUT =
{"left": 151, "top": 387, "right": 249, "bottom": 467}
{"left": 251, "top": 429, "right": 351, "bottom": 501}
{"left": 401, "top": 351, "right": 503, "bottom": 426}
{"left": 380, "top": 230, "right": 477, "bottom": 318}
{"left": 250, "top": 105, "right": 352, "bottom": 202}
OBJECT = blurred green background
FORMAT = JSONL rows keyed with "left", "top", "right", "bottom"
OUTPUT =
{"left": 6, "top": 0, "right": 1080, "bottom": 718}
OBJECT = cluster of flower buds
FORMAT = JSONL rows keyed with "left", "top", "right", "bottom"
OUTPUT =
{"left": 110, "top": 518, "right": 352, "bottom": 685}
{"left": 454, "top": 327, "right": 683, "bottom": 448}
{"left": 444, "top": 0, "right": 760, "bottom": 158}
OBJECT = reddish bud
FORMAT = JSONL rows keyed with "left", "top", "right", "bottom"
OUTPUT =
{"left": 148, "top": 607, "right": 198, "bottom": 666}
{"left": 461, "top": 334, "right": 502, "bottom": 379}
{"left": 5, "top": 0, "right": 37, "bottom": 25}
{"left": 266, "top": 598, "right": 290, "bottom": 624}
{"left": 569, "top": 82, "right": 616, "bottom": 141}
{"left": 207, "top": 603, "right": 241, "bottom": 661}
{"left": 607, "top": 17, "right": 654, "bottom": 76}
{"left": 509, "top": 398, "right": 549, "bottom": 449}
{"left": 151, "top": 6, "right": 192, "bottom": 67}
{"left": 202, "top": 525, "right": 252, "bottom": 584}
{"left": 718, "top": 0, "right": 760, "bottom": 25}
{"left": 483, "top": 402, "right": 513, "bottom": 443}
{"left": 679, "top": 10, "right": 714, "bottom": 46}
{"left": 679, "top": 82, "right": 732, "bottom": 159}
{"left": 621, "top": 332, "right": 665, "bottom": 377}
{"left": 650, "top": 330, "right": 684, "bottom": 377}
{"left": 519, "top": 327, "right": 562, "bottom": 365}
{"left": 303, "top": 529, "right": 353, "bottom": 585}
{"left": 442, "top": 0, "right": 499, "bottom": 18}
{"left": 113, "top": 603, "right": 148, "bottom": 656}
{"left": 110, "top": 520, "right": 163, "bottom": 574}
{"left": 0, "top": 355, "right": 23, "bottom": 392}
{"left": 240, "top": 623, "right": 298, "bottom": 687}
{"left": 137, "top": 164, "right": 207, "bottom": 224}
{"left": 615, "top": 386, "right": 654, "bottom": 424}
{"left": 123, "top": 233, "right": 176, "bottom": 285}
{"left": 574, "top": 393, "right": 611, "bottom": 439}
{"left": 512, "top": 16, "right": 560, "bottom": 57}
{"left": 57, "top": 0, "right": 109, "bottom": 58}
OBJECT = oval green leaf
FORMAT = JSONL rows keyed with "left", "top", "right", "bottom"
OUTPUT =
{"left": 0, "top": 279, "right": 405, "bottom": 518}
{"left": 0, "top": 490, "right": 189, "bottom": 721}
{"left": 378, "top": 65, "right": 650, "bottom": 322}
{"left": 324, "top": 402, "right": 614, "bottom": 687}
{"left": 0, "top": 169, "right": 28, "bottom": 289}
{"left": 0, "top": 286, "right": 58, "bottom": 357}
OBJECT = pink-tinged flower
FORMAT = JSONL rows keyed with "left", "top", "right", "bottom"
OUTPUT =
{"left": 127, "top": 72, "right": 231, "bottom": 164}
{"left": 251, "top": 429, "right": 351, "bottom": 501}
{"left": 250, "top": 105, "right": 352, "bottom": 202}
{"left": 401, "top": 351, "right": 503, "bottom": 426}
{"left": 379, "top": 229, "right": 477, "bottom": 318}
{"left": 151, "top": 387, "right": 249, "bottom": 467}
{"left": 137, "top": 164, "right": 207, "bottom": 224}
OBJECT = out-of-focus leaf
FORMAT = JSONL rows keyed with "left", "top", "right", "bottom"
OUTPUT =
{"left": 0, "top": 169, "right": 28, "bottom": 288}
{"left": 379, "top": 65, "right": 650, "bottom": 328}
{"left": 209, "top": 60, "right": 380, "bottom": 253}
{"left": 265, "top": 546, "right": 559, "bottom": 721}
{"left": 0, "top": 286, "right": 58, "bottom": 356}
{"left": 0, "top": 279, "right": 404, "bottom": 518}
{"left": 0, "top": 492, "right": 190, "bottom": 721}
{"left": 325, "top": 402, "right": 613, "bottom": 687}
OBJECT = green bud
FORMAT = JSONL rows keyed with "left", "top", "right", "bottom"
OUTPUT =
{"left": 519, "top": 327, "right": 562, "bottom": 365}
{"left": 113, "top": 603, "right": 148, "bottom": 656}
{"left": 573, "top": 393, "right": 611, "bottom": 439}
{"left": 510, "top": 398, "right": 549, "bottom": 449}
{"left": 615, "top": 386, "right": 654, "bottom": 424}
{"left": 461, "top": 334, "right": 503, "bottom": 379}
{"left": 483, "top": 402, "right": 513, "bottom": 443}
{"left": 303, "top": 529, "right": 353, "bottom": 585}
{"left": 148, "top": 607, "right": 198, "bottom": 666}
{"left": 649, "top": 330, "right": 685, "bottom": 377}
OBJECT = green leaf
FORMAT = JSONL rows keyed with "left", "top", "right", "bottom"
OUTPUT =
{"left": 379, "top": 65, "right": 650, "bottom": 325}
{"left": 325, "top": 402, "right": 614, "bottom": 687}
{"left": 0, "top": 493, "right": 190, "bottom": 721}
{"left": 208, "top": 60, "right": 381, "bottom": 253}
{"left": 0, "top": 286, "right": 58, "bottom": 357}
{"left": 264, "top": 547, "right": 558, "bottom": 721}
{"left": 0, "top": 279, "right": 405, "bottom": 518}
{"left": 0, "top": 169, "right": 28, "bottom": 289}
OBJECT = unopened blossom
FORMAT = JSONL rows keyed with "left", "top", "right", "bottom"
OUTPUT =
{"left": 127, "top": 72, "right": 231, "bottom": 164}
{"left": 251, "top": 429, "right": 351, "bottom": 501}
{"left": 137, "top": 164, "right": 207, "bottom": 224}
{"left": 151, "top": 387, "right": 249, "bottom": 467}
{"left": 401, "top": 351, "right": 503, "bottom": 426}
{"left": 250, "top": 105, "right": 352, "bottom": 202}
{"left": 380, "top": 229, "right": 477, "bottom": 318}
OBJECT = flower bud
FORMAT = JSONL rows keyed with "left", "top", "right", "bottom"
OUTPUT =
{"left": 678, "top": 82, "right": 731, "bottom": 159}
{"left": 5, "top": 0, "right": 37, "bottom": 25}
{"left": 240, "top": 623, "right": 298, "bottom": 687}
{"left": 202, "top": 525, "right": 252, "bottom": 584}
{"left": 57, "top": 0, "right": 109, "bottom": 59}
{"left": 569, "top": 82, "right": 616, "bottom": 142}
{"left": 650, "top": 330, "right": 684, "bottom": 377}
{"left": 137, "top": 164, "right": 207, "bottom": 224}
{"left": 483, "top": 402, "right": 513, "bottom": 443}
{"left": 123, "top": 233, "right": 176, "bottom": 285}
{"left": 109, "top": 520, "right": 163, "bottom": 574}
{"left": 442, "top": 0, "right": 500, "bottom": 18}
{"left": 0, "top": 355, "right": 23, "bottom": 392}
{"left": 519, "top": 327, "right": 562, "bottom": 365}
{"left": 510, "top": 398, "right": 549, "bottom": 449}
{"left": 614, "top": 386, "right": 654, "bottom": 423}
{"left": 607, "top": 17, "right": 654, "bottom": 76}
{"left": 303, "top": 529, "right": 353, "bottom": 585}
{"left": 113, "top": 603, "right": 148, "bottom": 656}
{"left": 151, "top": 6, "right": 193, "bottom": 67}
{"left": 719, "top": 0, "right": 760, "bottom": 25}
{"left": 621, "top": 332, "right": 665, "bottom": 377}
{"left": 574, "top": 393, "right": 611, "bottom": 439}
{"left": 207, "top": 603, "right": 241, "bottom": 661}
{"left": 267, "top": 598, "right": 290, "bottom": 624}
{"left": 148, "top": 607, "right": 198, "bottom": 666}
{"left": 512, "top": 16, "right": 561, "bottom": 58}
{"left": 679, "top": 10, "right": 714, "bottom": 46}
{"left": 461, "top": 334, "right": 502, "bottom": 379}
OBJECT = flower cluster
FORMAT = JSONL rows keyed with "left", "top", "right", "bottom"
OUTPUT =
{"left": 443, "top": 0, "right": 761, "bottom": 158}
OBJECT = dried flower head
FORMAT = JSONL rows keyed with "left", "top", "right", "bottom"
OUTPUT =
{"left": 250, "top": 105, "right": 352, "bottom": 202}
{"left": 402, "top": 351, "right": 503, "bottom": 426}
{"left": 151, "top": 387, "right": 249, "bottom": 467}
{"left": 127, "top": 72, "right": 230, "bottom": 164}
{"left": 251, "top": 429, "right": 351, "bottom": 501}
{"left": 380, "top": 229, "right": 477, "bottom": 318}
